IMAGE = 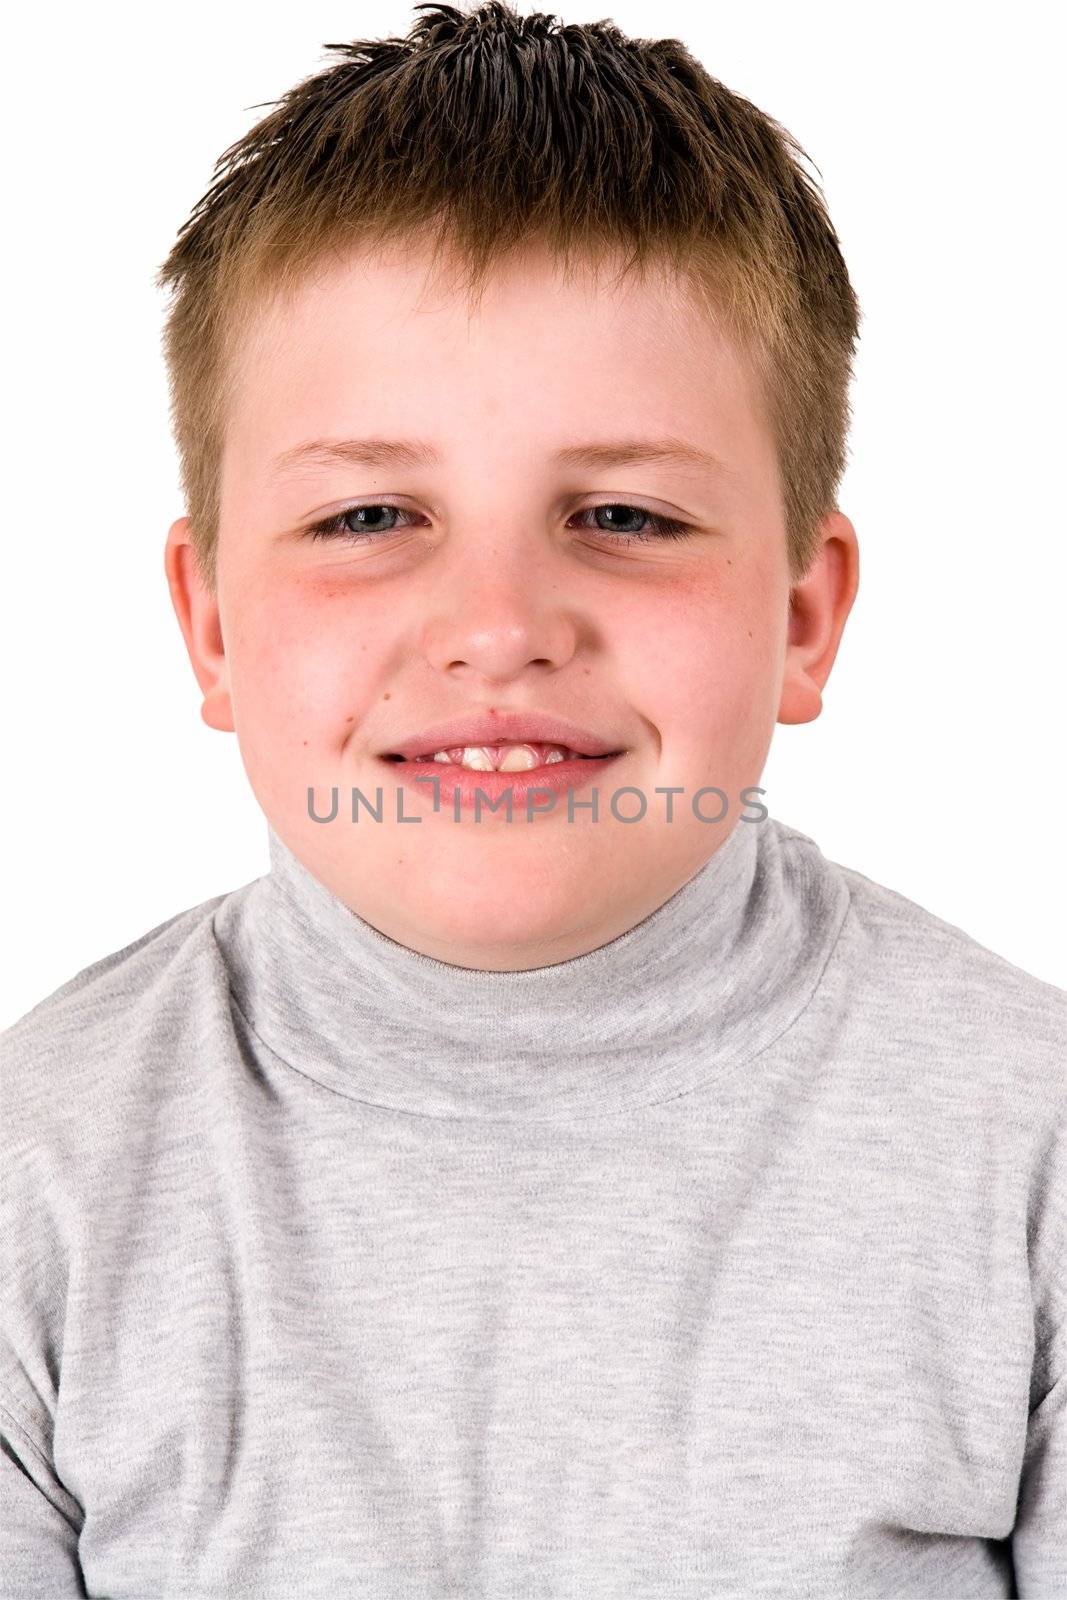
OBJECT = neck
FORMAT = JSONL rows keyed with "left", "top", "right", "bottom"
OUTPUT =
{"left": 210, "top": 814, "right": 849, "bottom": 1123}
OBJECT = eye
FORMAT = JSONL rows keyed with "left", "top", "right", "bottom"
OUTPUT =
{"left": 571, "top": 504, "right": 694, "bottom": 543}
{"left": 302, "top": 500, "right": 695, "bottom": 545}
{"left": 305, "top": 504, "right": 422, "bottom": 543}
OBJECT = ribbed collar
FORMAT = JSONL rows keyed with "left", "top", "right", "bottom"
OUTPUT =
{"left": 210, "top": 815, "right": 849, "bottom": 1123}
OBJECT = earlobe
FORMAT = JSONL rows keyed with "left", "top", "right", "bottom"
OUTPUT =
{"left": 777, "top": 511, "right": 860, "bottom": 727}
{"left": 164, "top": 517, "right": 235, "bottom": 734}
{"left": 778, "top": 649, "right": 824, "bottom": 726}
{"left": 200, "top": 684, "right": 235, "bottom": 734}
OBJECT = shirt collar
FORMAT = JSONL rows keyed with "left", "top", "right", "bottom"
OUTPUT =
{"left": 211, "top": 815, "right": 848, "bottom": 1123}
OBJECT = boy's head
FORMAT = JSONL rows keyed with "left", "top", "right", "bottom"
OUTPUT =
{"left": 160, "top": 0, "right": 860, "bottom": 970}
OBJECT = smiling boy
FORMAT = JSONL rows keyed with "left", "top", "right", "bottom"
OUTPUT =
{"left": 2, "top": 3, "right": 1064, "bottom": 1598}
{"left": 170, "top": 231, "right": 832, "bottom": 969}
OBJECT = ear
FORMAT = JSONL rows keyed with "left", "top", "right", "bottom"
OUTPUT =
{"left": 777, "top": 510, "right": 860, "bottom": 726}
{"left": 164, "top": 517, "right": 235, "bottom": 734}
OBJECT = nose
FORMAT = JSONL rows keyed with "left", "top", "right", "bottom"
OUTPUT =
{"left": 417, "top": 532, "right": 581, "bottom": 685}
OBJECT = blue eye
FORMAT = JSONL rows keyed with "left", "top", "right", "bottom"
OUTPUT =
{"left": 304, "top": 502, "right": 695, "bottom": 545}
{"left": 306, "top": 504, "right": 418, "bottom": 541}
{"left": 577, "top": 505, "right": 693, "bottom": 542}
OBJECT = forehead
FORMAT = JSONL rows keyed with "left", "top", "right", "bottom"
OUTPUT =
{"left": 222, "top": 239, "right": 774, "bottom": 489}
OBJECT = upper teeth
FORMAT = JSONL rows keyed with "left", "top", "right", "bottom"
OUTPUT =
{"left": 415, "top": 743, "right": 584, "bottom": 771}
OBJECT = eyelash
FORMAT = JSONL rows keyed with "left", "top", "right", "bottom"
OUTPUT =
{"left": 304, "top": 502, "right": 695, "bottom": 546}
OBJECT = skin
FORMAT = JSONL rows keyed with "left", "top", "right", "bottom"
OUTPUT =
{"left": 165, "top": 237, "right": 859, "bottom": 971}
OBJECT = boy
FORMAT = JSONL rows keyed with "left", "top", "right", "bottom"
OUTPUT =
{"left": 2, "top": 2, "right": 1063, "bottom": 1595}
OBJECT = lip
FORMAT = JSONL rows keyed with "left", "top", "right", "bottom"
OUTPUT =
{"left": 379, "top": 751, "right": 624, "bottom": 812}
{"left": 381, "top": 711, "right": 626, "bottom": 762}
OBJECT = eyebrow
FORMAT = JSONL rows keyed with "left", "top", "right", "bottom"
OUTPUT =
{"left": 270, "top": 435, "right": 740, "bottom": 482}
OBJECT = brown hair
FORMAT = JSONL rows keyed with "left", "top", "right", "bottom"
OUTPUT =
{"left": 156, "top": 0, "right": 861, "bottom": 593}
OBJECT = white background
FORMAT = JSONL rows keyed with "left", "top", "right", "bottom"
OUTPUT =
{"left": 3, "top": 0, "right": 1064, "bottom": 1026}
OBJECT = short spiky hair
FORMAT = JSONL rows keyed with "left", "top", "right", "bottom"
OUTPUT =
{"left": 156, "top": 0, "right": 861, "bottom": 593}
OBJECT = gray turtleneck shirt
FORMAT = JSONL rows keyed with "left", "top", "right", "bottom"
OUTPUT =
{"left": 1, "top": 814, "right": 1065, "bottom": 1598}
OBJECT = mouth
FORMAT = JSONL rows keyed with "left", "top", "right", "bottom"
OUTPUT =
{"left": 377, "top": 742, "right": 625, "bottom": 810}
{"left": 381, "top": 740, "right": 622, "bottom": 773}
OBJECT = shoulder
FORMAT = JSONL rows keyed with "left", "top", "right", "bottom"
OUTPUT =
{"left": 0, "top": 885, "right": 241, "bottom": 1164}
{"left": 773, "top": 818, "right": 1066, "bottom": 1105}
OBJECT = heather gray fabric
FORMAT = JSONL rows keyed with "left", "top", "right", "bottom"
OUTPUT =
{"left": 2, "top": 813, "right": 1065, "bottom": 1599}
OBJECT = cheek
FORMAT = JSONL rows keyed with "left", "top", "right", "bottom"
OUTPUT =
{"left": 622, "top": 570, "right": 783, "bottom": 756}
{"left": 226, "top": 582, "right": 381, "bottom": 747}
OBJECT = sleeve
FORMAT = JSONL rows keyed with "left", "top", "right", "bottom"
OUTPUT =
{"left": 1010, "top": 1086, "right": 1067, "bottom": 1597}
{"left": 0, "top": 1024, "right": 87, "bottom": 1597}
{"left": 1011, "top": 1370, "right": 1067, "bottom": 1597}
{"left": 0, "top": 1394, "right": 86, "bottom": 1599}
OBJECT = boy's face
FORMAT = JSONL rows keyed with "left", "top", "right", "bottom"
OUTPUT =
{"left": 167, "top": 238, "right": 857, "bottom": 970}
